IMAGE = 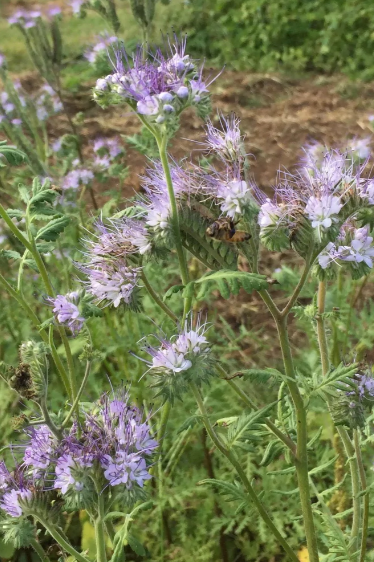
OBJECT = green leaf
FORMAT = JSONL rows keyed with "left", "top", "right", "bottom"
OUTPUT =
{"left": 127, "top": 534, "right": 147, "bottom": 557}
{"left": 36, "top": 216, "right": 70, "bottom": 241}
{"left": 308, "top": 454, "right": 340, "bottom": 476}
{"left": 6, "top": 209, "right": 24, "bottom": 219}
{"left": 227, "top": 401, "right": 277, "bottom": 449}
{"left": 163, "top": 284, "right": 185, "bottom": 301}
{"left": 18, "top": 185, "right": 30, "bottom": 204}
{"left": 184, "top": 270, "right": 268, "bottom": 301}
{"left": 0, "top": 141, "right": 27, "bottom": 168}
{"left": 0, "top": 250, "right": 21, "bottom": 260}
{"left": 198, "top": 478, "right": 250, "bottom": 511}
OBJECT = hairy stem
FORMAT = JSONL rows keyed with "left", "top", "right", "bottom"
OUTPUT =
{"left": 32, "top": 515, "right": 91, "bottom": 562}
{"left": 30, "top": 539, "right": 50, "bottom": 562}
{"left": 94, "top": 484, "right": 108, "bottom": 562}
{"left": 156, "top": 135, "right": 189, "bottom": 286}
{"left": 141, "top": 271, "right": 178, "bottom": 322}
{"left": 316, "top": 281, "right": 361, "bottom": 555}
{"left": 354, "top": 430, "right": 369, "bottom": 562}
{"left": 226, "top": 377, "right": 296, "bottom": 454}
{"left": 190, "top": 382, "right": 299, "bottom": 562}
{"left": 276, "top": 316, "right": 320, "bottom": 562}
{"left": 62, "top": 361, "right": 91, "bottom": 428}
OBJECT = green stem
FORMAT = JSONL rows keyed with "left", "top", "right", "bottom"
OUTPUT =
{"left": 225, "top": 376, "right": 296, "bottom": 454}
{"left": 316, "top": 281, "right": 361, "bottom": 556}
{"left": 94, "top": 485, "right": 108, "bottom": 562}
{"left": 62, "top": 361, "right": 91, "bottom": 428}
{"left": 32, "top": 514, "right": 91, "bottom": 562}
{"left": 141, "top": 271, "right": 178, "bottom": 322}
{"left": 30, "top": 539, "right": 50, "bottom": 562}
{"left": 276, "top": 316, "right": 320, "bottom": 562}
{"left": 354, "top": 430, "right": 369, "bottom": 562}
{"left": 190, "top": 382, "right": 299, "bottom": 562}
{"left": 281, "top": 246, "right": 314, "bottom": 318}
{"left": 0, "top": 273, "right": 71, "bottom": 396}
{"left": 155, "top": 135, "right": 189, "bottom": 286}
{"left": 39, "top": 397, "right": 62, "bottom": 439}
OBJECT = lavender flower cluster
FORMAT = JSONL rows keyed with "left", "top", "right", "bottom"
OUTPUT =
{"left": 59, "top": 137, "right": 124, "bottom": 191}
{"left": 85, "top": 35, "right": 119, "bottom": 66}
{"left": 0, "top": 392, "right": 157, "bottom": 518}
{"left": 48, "top": 292, "right": 85, "bottom": 334}
{"left": 93, "top": 37, "right": 215, "bottom": 122}
{"left": 8, "top": 6, "right": 61, "bottom": 27}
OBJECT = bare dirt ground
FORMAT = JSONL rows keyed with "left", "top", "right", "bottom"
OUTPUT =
{"left": 18, "top": 68, "right": 374, "bottom": 366}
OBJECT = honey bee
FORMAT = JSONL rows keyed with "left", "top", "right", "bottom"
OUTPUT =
{"left": 206, "top": 217, "right": 251, "bottom": 243}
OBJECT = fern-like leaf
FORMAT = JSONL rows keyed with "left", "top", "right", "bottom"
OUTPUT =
{"left": 226, "top": 401, "right": 277, "bottom": 449}
{"left": 0, "top": 141, "right": 27, "bottom": 168}
{"left": 184, "top": 270, "right": 268, "bottom": 300}
{"left": 179, "top": 207, "right": 238, "bottom": 271}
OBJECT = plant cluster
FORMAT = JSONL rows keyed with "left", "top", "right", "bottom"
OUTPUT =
{"left": 2, "top": 4, "right": 374, "bottom": 562}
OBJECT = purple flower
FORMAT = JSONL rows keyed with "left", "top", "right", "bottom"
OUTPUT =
{"left": 70, "top": 0, "right": 85, "bottom": 14}
{"left": 47, "top": 6, "right": 62, "bottom": 18}
{"left": 103, "top": 453, "right": 151, "bottom": 487}
{"left": 62, "top": 168, "right": 94, "bottom": 190}
{"left": 93, "top": 36, "right": 217, "bottom": 120}
{"left": 0, "top": 53, "right": 5, "bottom": 68}
{"left": 54, "top": 454, "right": 86, "bottom": 494}
{"left": 0, "top": 488, "right": 32, "bottom": 517}
{"left": 92, "top": 136, "right": 124, "bottom": 160}
{"left": 305, "top": 194, "right": 343, "bottom": 230}
{"left": 48, "top": 292, "right": 85, "bottom": 333}
{"left": 143, "top": 318, "right": 210, "bottom": 375}
{"left": 203, "top": 113, "right": 243, "bottom": 164}
{"left": 88, "top": 218, "right": 151, "bottom": 257}
{"left": 338, "top": 226, "right": 374, "bottom": 268}
{"left": 23, "top": 425, "right": 57, "bottom": 472}
{"left": 79, "top": 260, "right": 141, "bottom": 308}
{"left": 85, "top": 35, "right": 119, "bottom": 65}
{"left": 347, "top": 137, "right": 371, "bottom": 160}
{"left": 0, "top": 462, "right": 10, "bottom": 491}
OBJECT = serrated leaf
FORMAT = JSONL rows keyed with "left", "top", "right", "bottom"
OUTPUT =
{"left": 0, "top": 250, "right": 21, "bottom": 260}
{"left": 18, "top": 185, "right": 30, "bottom": 204}
{"left": 6, "top": 209, "right": 24, "bottom": 219}
{"left": 0, "top": 142, "right": 27, "bottom": 168}
{"left": 198, "top": 479, "right": 250, "bottom": 511}
{"left": 36, "top": 216, "right": 70, "bottom": 241}
{"left": 186, "top": 270, "right": 268, "bottom": 301}
{"left": 177, "top": 415, "right": 202, "bottom": 433}
{"left": 308, "top": 454, "right": 339, "bottom": 475}
{"left": 227, "top": 401, "right": 277, "bottom": 449}
{"left": 36, "top": 242, "right": 55, "bottom": 254}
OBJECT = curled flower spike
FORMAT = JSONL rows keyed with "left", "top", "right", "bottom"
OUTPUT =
{"left": 23, "top": 425, "right": 57, "bottom": 473}
{"left": 203, "top": 113, "right": 244, "bottom": 164}
{"left": 0, "top": 488, "right": 32, "bottom": 518}
{"left": 139, "top": 317, "right": 215, "bottom": 402}
{"left": 79, "top": 259, "right": 141, "bottom": 309}
{"left": 47, "top": 292, "right": 85, "bottom": 334}
{"left": 93, "top": 36, "right": 217, "bottom": 122}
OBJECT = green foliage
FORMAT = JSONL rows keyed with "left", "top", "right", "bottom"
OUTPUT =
{"left": 184, "top": 270, "right": 268, "bottom": 300}
{"left": 169, "top": 0, "right": 374, "bottom": 77}
{"left": 0, "top": 141, "right": 27, "bottom": 168}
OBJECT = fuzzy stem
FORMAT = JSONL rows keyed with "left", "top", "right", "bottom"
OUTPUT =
{"left": 62, "top": 361, "right": 91, "bottom": 428}
{"left": 95, "top": 488, "right": 108, "bottom": 562}
{"left": 156, "top": 136, "right": 189, "bottom": 286}
{"left": 141, "top": 271, "right": 178, "bottom": 322}
{"left": 275, "top": 317, "right": 320, "bottom": 562}
{"left": 33, "top": 515, "right": 91, "bottom": 562}
{"left": 316, "top": 281, "right": 361, "bottom": 555}
{"left": 281, "top": 246, "right": 314, "bottom": 318}
{"left": 190, "top": 382, "right": 299, "bottom": 562}
{"left": 30, "top": 539, "right": 50, "bottom": 562}
{"left": 354, "top": 430, "right": 369, "bottom": 562}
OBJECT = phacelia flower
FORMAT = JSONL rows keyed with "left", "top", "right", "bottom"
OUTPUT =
{"left": 23, "top": 425, "right": 57, "bottom": 472}
{"left": 338, "top": 226, "right": 374, "bottom": 268}
{"left": 88, "top": 218, "right": 151, "bottom": 258}
{"left": 48, "top": 292, "right": 85, "bottom": 333}
{"left": 203, "top": 113, "right": 244, "bottom": 164}
{"left": 93, "top": 36, "right": 216, "bottom": 122}
{"left": 85, "top": 35, "right": 119, "bottom": 65}
{"left": 79, "top": 260, "right": 141, "bottom": 309}
{"left": 216, "top": 178, "right": 251, "bottom": 219}
{"left": 304, "top": 194, "right": 343, "bottom": 230}
{"left": 347, "top": 137, "right": 371, "bottom": 160}
{"left": 62, "top": 168, "right": 94, "bottom": 190}
{"left": 54, "top": 454, "right": 86, "bottom": 494}
{"left": 0, "top": 488, "right": 32, "bottom": 517}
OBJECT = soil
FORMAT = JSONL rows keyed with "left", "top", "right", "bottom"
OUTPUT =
{"left": 15, "top": 67, "right": 374, "bottom": 366}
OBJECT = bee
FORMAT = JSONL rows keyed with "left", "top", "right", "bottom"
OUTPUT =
{"left": 206, "top": 217, "right": 251, "bottom": 243}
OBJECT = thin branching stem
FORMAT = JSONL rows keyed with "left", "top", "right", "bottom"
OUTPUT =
{"left": 354, "top": 430, "right": 369, "bottom": 562}
{"left": 62, "top": 361, "right": 91, "bottom": 428}
{"left": 30, "top": 539, "right": 51, "bottom": 562}
{"left": 32, "top": 514, "right": 91, "bottom": 562}
{"left": 190, "top": 382, "right": 299, "bottom": 562}
{"left": 141, "top": 271, "right": 178, "bottom": 322}
{"left": 316, "top": 280, "right": 361, "bottom": 556}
